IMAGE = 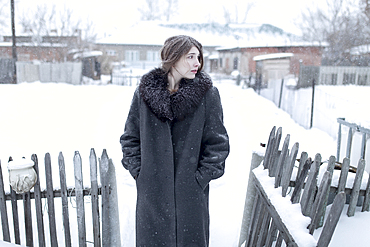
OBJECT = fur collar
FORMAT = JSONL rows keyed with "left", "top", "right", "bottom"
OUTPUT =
{"left": 139, "top": 68, "right": 213, "bottom": 122}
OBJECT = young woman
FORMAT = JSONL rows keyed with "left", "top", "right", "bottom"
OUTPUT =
{"left": 120, "top": 35, "right": 229, "bottom": 246}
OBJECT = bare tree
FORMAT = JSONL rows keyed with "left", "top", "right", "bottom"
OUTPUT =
{"left": 138, "top": 0, "right": 178, "bottom": 21}
{"left": 0, "top": 0, "right": 8, "bottom": 32}
{"left": 299, "top": 0, "right": 368, "bottom": 65}
{"left": 19, "top": 4, "right": 96, "bottom": 47}
{"left": 222, "top": 1, "right": 255, "bottom": 24}
{"left": 138, "top": 0, "right": 163, "bottom": 21}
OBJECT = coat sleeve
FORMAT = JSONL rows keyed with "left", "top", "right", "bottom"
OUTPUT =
{"left": 195, "top": 86, "right": 230, "bottom": 190}
{"left": 120, "top": 88, "right": 141, "bottom": 179}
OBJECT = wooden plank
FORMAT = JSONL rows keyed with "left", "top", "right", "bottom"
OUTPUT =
{"left": 347, "top": 159, "right": 366, "bottom": 217}
{"left": 0, "top": 160, "right": 11, "bottom": 242}
{"left": 245, "top": 190, "right": 261, "bottom": 247}
{"left": 90, "top": 148, "right": 101, "bottom": 247}
{"left": 262, "top": 126, "right": 276, "bottom": 169}
{"left": 10, "top": 188, "right": 20, "bottom": 244}
{"left": 282, "top": 142, "right": 299, "bottom": 197}
{"left": 346, "top": 127, "right": 353, "bottom": 158}
{"left": 45, "top": 153, "right": 58, "bottom": 246}
{"left": 296, "top": 152, "right": 308, "bottom": 181}
{"left": 74, "top": 151, "right": 87, "bottom": 247}
{"left": 252, "top": 202, "right": 267, "bottom": 247}
{"left": 301, "top": 153, "right": 321, "bottom": 216}
{"left": 337, "top": 157, "right": 350, "bottom": 193}
{"left": 309, "top": 171, "right": 332, "bottom": 234}
{"left": 264, "top": 219, "right": 278, "bottom": 247}
{"left": 100, "top": 149, "right": 111, "bottom": 247}
{"left": 249, "top": 193, "right": 264, "bottom": 247}
{"left": 256, "top": 212, "right": 271, "bottom": 247}
{"left": 269, "top": 127, "right": 282, "bottom": 177}
{"left": 58, "top": 152, "right": 72, "bottom": 247}
{"left": 291, "top": 157, "right": 312, "bottom": 204}
{"left": 23, "top": 192, "right": 33, "bottom": 247}
{"left": 362, "top": 172, "right": 370, "bottom": 212}
{"left": 31, "top": 154, "right": 45, "bottom": 247}
{"left": 252, "top": 172, "right": 298, "bottom": 246}
{"left": 316, "top": 192, "right": 345, "bottom": 247}
{"left": 274, "top": 135, "right": 290, "bottom": 188}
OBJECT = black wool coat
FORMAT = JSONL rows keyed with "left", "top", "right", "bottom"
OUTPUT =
{"left": 120, "top": 68, "right": 230, "bottom": 247}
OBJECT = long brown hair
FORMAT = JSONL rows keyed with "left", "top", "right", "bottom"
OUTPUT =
{"left": 160, "top": 35, "right": 204, "bottom": 74}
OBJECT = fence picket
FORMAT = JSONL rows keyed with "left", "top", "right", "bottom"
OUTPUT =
{"left": 74, "top": 151, "right": 87, "bottom": 247}
{"left": 291, "top": 158, "right": 312, "bottom": 204}
{"left": 100, "top": 149, "right": 110, "bottom": 247}
{"left": 23, "top": 192, "right": 33, "bottom": 246}
{"left": 274, "top": 135, "right": 290, "bottom": 188}
{"left": 0, "top": 160, "right": 11, "bottom": 242}
{"left": 316, "top": 192, "right": 346, "bottom": 247}
{"left": 269, "top": 127, "right": 282, "bottom": 177}
{"left": 10, "top": 188, "right": 20, "bottom": 244}
{"left": 282, "top": 142, "right": 299, "bottom": 197}
{"left": 296, "top": 152, "right": 308, "bottom": 181}
{"left": 337, "top": 157, "right": 350, "bottom": 193}
{"left": 362, "top": 172, "right": 370, "bottom": 212}
{"left": 301, "top": 153, "right": 321, "bottom": 216}
{"left": 309, "top": 171, "right": 332, "bottom": 234}
{"left": 262, "top": 126, "right": 276, "bottom": 169}
{"left": 58, "top": 152, "right": 72, "bottom": 247}
{"left": 347, "top": 159, "right": 366, "bottom": 217}
{"left": 45, "top": 153, "right": 58, "bottom": 246}
{"left": 90, "top": 148, "right": 101, "bottom": 247}
{"left": 31, "top": 154, "right": 45, "bottom": 247}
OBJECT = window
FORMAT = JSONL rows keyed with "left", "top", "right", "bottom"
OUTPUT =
{"left": 125, "top": 50, "right": 139, "bottom": 62}
{"left": 147, "top": 51, "right": 160, "bottom": 62}
{"left": 106, "top": 50, "right": 116, "bottom": 56}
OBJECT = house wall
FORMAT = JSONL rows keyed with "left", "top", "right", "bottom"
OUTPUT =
{"left": 0, "top": 45, "right": 69, "bottom": 62}
{"left": 219, "top": 46, "right": 323, "bottom": 77}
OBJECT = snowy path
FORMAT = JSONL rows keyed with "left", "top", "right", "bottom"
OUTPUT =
{"left": 0, "top": 81, "right": 341, "bottom": 246}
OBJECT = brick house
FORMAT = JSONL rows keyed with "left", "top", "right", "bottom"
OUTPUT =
{"left": 217, "top": 44, "right": 325, "bottom": 81}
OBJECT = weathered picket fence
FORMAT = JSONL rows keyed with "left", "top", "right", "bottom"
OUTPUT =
{"left": 0, "top": 148, "right": 120, "bottom": 246}
{"left": 239, "top": 126, "right": 370, "bottom": 247}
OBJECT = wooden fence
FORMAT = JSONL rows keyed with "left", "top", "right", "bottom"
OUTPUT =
{"left": 0, "top": 148, "right": 120, "bottom": 246}
{"left": 239, "top": 126, "right": 370, "bottom": 247}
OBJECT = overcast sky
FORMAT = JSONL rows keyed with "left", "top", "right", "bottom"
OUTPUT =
{"left": 11, "top": 0, "right": 325, "bottom": 36}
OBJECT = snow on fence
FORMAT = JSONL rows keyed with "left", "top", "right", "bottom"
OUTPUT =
{"left": 238, "top": 126, "right": 370, "bottom": 247}
{"left": 0, "top": 149, "right": 120, "bottom": 247}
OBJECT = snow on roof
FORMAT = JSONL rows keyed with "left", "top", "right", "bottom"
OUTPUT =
{"left": 253, "top": 52, "right": 294, "bottom": 61}
{"left": 96, "top": 21, "right": 301, "bottom": 48}
{"left": 350, "top": 44, "right": 370, "bottom": 55}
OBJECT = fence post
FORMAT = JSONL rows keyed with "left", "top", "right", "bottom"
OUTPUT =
{"left": 238, "top": 152, "right": 264, "bottom": 247}
{"left": 278, "top": 79, "right": 284, "bottom": 108}
{"left": 310, "top": 79, "right": 315, "bottom": 128}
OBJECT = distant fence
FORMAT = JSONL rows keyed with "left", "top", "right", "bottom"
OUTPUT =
{"left": 0, "top": 149, "right": 120, "bottom": 246}
{"left": 298, "top": 65, "right": 370, "bottom": 88}
{"left": 0, "top": 59, "right": 16, "bottom": 84}
{"left": 16, "top": 62, "right": 82, "bottom": 84}
{"left": 111, "top": 72, "right": 141, "bottom": 86}
{"left": 238, "top": 126, "right": 370, "bottom": 247}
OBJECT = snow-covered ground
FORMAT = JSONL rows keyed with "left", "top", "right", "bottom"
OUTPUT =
{"left": 0, "top": 78, "right": 369, "bottom": 246}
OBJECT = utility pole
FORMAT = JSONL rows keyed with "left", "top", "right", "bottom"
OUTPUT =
{"left": 11, "top": 0, "right": 17, "bottom": 84}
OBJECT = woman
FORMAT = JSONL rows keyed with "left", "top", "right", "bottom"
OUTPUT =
{"left": 120, "top": 35, "right": 229, "bottom": 247}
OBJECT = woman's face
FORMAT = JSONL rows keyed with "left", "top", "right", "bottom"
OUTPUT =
{"left": 172, "top": 46, "right": 201, "bottom": 80}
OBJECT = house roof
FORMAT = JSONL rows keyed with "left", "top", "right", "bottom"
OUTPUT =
{"left": 253, "top": 53, "right": 294, "bottom": 61}
{"left": 95, "top": 21, "right": 302, "bottom": 48}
